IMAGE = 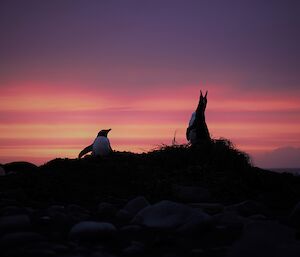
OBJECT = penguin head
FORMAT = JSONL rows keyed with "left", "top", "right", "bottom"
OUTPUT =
{"left": 199, "top": 90, "right": 208, "bottom": 112}
{"left": 97, "top": 129, "right": 111, "bottom": 137}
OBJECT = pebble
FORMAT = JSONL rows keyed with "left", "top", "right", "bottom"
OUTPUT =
{"left": 289, "top": 201, "right": 300, "bottom": 228}
{"left": 0, "top": 214, "right": 31, "bottom": 235}
{"left": 69, "top": 221, "right": 117, "bottom": 242}
{"left": 132, "top": 200, "right": 211, "bottom": 232}
{"left": 122, "top": 196, "right": 150, "bottom": 217}
{"left": 227, "top": 220, "right": 300, "bottom": 257}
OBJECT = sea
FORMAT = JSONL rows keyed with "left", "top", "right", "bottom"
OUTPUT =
{"left": 269, "top": 168, "right": 300, "bottom": 176}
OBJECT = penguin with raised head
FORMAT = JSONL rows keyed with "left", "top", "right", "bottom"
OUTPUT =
{"left": 186, "top": 90, "right": 211, "bottom": 145}
{"left": 78, "top": 129, "right": 112, "bottom": 158}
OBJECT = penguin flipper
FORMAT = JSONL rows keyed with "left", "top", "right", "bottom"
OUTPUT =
{"left": 78, "top": 144, "right": 93, "bottom": 158}
{"left": 108, "top": 142, "right": 113, "bottom": 153}
{"left": 186, "top": 127, "right": 190, "bottom": 141}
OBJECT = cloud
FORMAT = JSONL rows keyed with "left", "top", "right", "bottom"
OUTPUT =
{"left": 254, "top": 147, "right": 300, "bottom": 168}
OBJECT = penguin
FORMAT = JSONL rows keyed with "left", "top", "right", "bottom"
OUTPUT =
{"left": 78, "top": 129, "right": 112, "bottom": 158}
{"left": 187, "top": 111, "right": 197, "bottom": 143}
{"left": 186, "top": 90, "right": 210, "bottom": 145}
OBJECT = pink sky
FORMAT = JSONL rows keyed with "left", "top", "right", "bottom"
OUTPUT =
{"left": 1, "top": 82, "right": 299, "bottom": 168}
{"left": 1, "top": 1, "right": 299, "bottom": 168}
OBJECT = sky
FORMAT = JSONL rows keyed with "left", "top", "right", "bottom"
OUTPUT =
{"left": 0, "top": 0, "right": 299, "bottom": 168}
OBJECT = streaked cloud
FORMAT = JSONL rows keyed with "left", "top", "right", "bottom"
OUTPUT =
{"left": 0, "top": 1, "right": 299, "bottom": 167}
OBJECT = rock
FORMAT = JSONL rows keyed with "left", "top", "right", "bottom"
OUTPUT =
{"left": 3, "top": 161, "right": 38, "bottom": 173}
{"left": 48, "top": 212, "right": 70, "bottom": 229}
{"left": 120, "top": 225, "right": 143, "bottom": 239}
{"left": 189, "top": 203, "right": 224, "bottom": 215}
{"left": 173, "top": 185, "right": 212, "bottom": 202}
{"left": 116, "top": 197, "right": 150, "bottom": 226}
{"left": 0, "top": 232, "right": 45, "bottom": 250}
{"left": 227, "top": 221, "right": 300, "bottom": 257}
{"left": 190, "top": 249, "right": 204, "bottom": 256}
{"left": 15, "top": 242, "right": 59, "bottom": 257}
{"left": 90, "top": 252, "right": 118, "bottom": 257}
{"left": 22, "top": 249, "right": 56, "bottom": 257}
{"left": 1, "top": 189, "right": 26, "bottom": 202}
{"left": 248, "top": 214, "right": 267, "bottom": 220}
{"left": 0, "top": 198, "right": 20, "bottom": 208}
{"left": 0, "top": 166, "right": 5, "bottom": 176}
{"left": 123, "top": 196, "right": 150, "bottom": 217}
{"left": 225, "top": 200, "right": 268, "bottom": 217}
{"left": 123, "top": 241, "right": 145, "bottom": 256}
{"left": 66, "top": 204, "right": 90, "bottom": 223}
{"left": 67, "top": 204, "right": 87, "bottom": 213}
{"left": 46, "top": 205, "right": 65, "bottom": 216}
{"left": 51, "top": 243, "right": 70, "bottom": 253}
{"left": 210, "top": 212, "right": 249, "bottom": 246}
{"left": 0, "top": 214, "right": 31, "bottom": 235}
{"left": 97, "top": 202, "right": 118, "bottom": 220}
{"left": 289, "top": 201, "right": 300, "bottom": 228}
{"left": 214, "top": 212, "right": 249, "bottom": 227}
{"left": 34, "top": 207, "right": 71, "bottom": 240}
{"left": 0, "top": 206, "right": 28, "bottom": 216}
{"left": 116, "top": 209, "right": 132, "bottom": 224}
{"left": 69, "top": 221, "right": 117, "bottom": 242}
{"left": 132, "top": 200, "right": 211, "bottom": 232}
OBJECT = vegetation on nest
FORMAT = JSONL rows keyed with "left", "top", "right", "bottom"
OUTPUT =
{"left": 1, "top": 138, "right": 300, "bottom": 209}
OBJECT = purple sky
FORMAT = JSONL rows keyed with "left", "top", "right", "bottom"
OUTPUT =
{"left": 1, "top": 0, "right": 299, "bottom": 90}
{"left": 0, "top": 0, "right": 299, "bottom": 167}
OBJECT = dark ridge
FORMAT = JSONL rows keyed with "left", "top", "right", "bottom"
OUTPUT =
{"left": 3, "top": 161, "right": 38, "bottom": 174}
{"left": 1, "top": 139, "right": 300, "bottom": 210}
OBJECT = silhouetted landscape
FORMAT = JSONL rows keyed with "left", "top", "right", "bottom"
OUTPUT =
{"left": 1, "top": 1, "right": 299, "bottom": 257}
{"left": 1, "top": 140, "right": 300, "bottom": 257}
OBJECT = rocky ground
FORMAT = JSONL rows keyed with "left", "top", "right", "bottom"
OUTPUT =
{"left": 1, "top": 140, "right": 300, "bottom": 257}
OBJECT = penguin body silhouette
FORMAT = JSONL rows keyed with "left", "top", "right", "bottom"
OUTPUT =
{"left": 92, "top": 129, "right": 112, "bottom": 156}
{"left": 187, "top": 112, "right": 197, "bottom": 144}
{"left": 186, "top": 90, "right": 210, "bottom": 145}
{"left": 78, "top": 129, "right": 112, "bottom": 158}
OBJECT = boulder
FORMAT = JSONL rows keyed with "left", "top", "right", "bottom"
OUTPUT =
{"left": 46, "top": 205, "right": 65, "bottom": 216}
{"left": 69, "top": 221, "right": 117, "bottom": 242}
{"left": 66, "top": 204, "right": 90, "bottom": 223}
{"left": 0, "top": 206, "right": 28, "bottom": 216}
{"left": 0, "top": 166, "right": 5, "bottom": 176}
{"left": 123, "top": 241, "right": 145, "bottom": 256}
{"left": 116, "top": 209, "right": 133, "bottom": 224}
{"left": 45, "top": 211, "right": 70, "bottom": 233}
{"left": 90, "top": 251, "right": 118, "bottom": 257}
{"left": 116, "top": 196, "right": 150, "bottom": 225}
{"left": 248, "top": 214, "right": 267, "bottom": 220}
{"left": 189, "top": 203, "right": 224, "bottom": 215}
{"left": 173, "top": 185, "right": 212, "bottom": 202}
{"left": 227, "top": 221, "right": 300, "bottom": 257}
{"left": 199, "top": 212, "right": 247, "bottom": 247}
{"left": 225, "top": 200, "right": 268, "bottom": 217}
{"left": 97, "top": 202, "right": 118, "bottom": 220}
{"left": 21, "top": 249, "right": 56, "bottom": 257}
{"left": 120, "top": 225, "right": 143, "bottom": 238}
{"left": 132, "top": 200, "right": 211, "bottom": 233}
{"left": 289, "top": 201, "right": 300, "bottom": 228}
{"left": 210, "top": 212, "right": 250, "bottom": 246}
{"left": 123, "top": 196, "right": 150, "bottom": 217}
{"left": 66, "top": 204, "right": 88, "bottom": 213}
{"left": 3, "top": 161, "right": 38, "bottom": 173}
{"left": 0, "top": 214, "right": 31, "bottom": 235}
{"left": 0, "top": 198, "right": 20, "bottom": 208}
{"left": 214, "top": 212, "right": 249, "bottom": 227}
{"left": 0, "top": 232, "right": 45, "bottom": 250}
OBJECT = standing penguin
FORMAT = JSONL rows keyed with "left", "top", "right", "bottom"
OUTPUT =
{"left": 186, "top": 90, "right": 211, "bottom": 145}
{"left": 78, "top": 129, "right": 112, "bottom": 158}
